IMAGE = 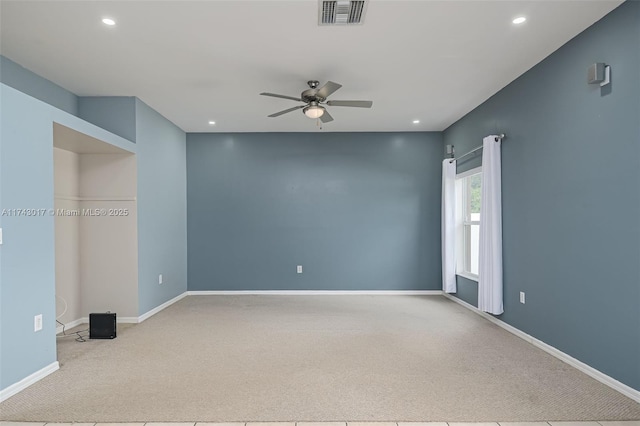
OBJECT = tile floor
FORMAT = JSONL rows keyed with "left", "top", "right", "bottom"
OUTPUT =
{"left": 1, "top": 422, "right": 639, "bottom": 426}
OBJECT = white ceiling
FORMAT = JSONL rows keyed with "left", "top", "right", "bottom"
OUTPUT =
{"left": 0, "top": 1, "right": 622, "bottom": 133}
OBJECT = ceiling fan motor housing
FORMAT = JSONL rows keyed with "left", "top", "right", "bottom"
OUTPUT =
{"left": 301, "top": 80, "right": 324, "bottom": 102}
{"left": 301, "top": 88, "right": 324, "bottom": 103}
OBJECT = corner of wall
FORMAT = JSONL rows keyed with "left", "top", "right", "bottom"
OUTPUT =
{"left": 135, "top": 99, "right": 187, "bottom": 316}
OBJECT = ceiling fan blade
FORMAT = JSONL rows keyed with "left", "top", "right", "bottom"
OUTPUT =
{"left": 326, "top": 100, "right": 373, "bottom": 108}
{"left": 320, "top": 110, "right": 334, "bottom": 123}
{"left": 260, "top": 92, "right": 303, "bottom": 102}
{"left": 268, "top": 105, "right": 305, "bottom": 117}
{"left": 316, "top": 81, "right": 342, "bottom": 99}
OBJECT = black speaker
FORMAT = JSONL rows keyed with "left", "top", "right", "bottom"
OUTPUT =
{"left": 89, "top": 312, "right": 117, "bottom": 339}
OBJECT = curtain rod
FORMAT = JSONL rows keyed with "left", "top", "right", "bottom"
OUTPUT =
{"left": 449, "top": 134, "right": 505, "bottom": 163}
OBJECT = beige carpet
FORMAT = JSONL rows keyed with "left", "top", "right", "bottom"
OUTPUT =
{"left": 1, "top": 295, "right": 639, "bottom": 422}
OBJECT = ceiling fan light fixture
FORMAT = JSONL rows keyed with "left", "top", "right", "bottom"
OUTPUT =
{"left": 304, "top": 105, "right": 325, "bottom": 119}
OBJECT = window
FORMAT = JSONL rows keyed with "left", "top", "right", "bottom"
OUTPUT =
{"left": 456, "top": 167, "right": 482, "bottom": 280}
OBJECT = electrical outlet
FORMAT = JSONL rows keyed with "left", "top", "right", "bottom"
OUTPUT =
{"left": 159, "top": 274, "right": 163, "bottom": 284}
{"left": 296, "top": 265, "right": 303, "bottom": 274}
{"left": 520, "top": 291, "right": 526, "bottom": 304}
{"left": 34, "top": 314, "right": 43, "bottom": 332}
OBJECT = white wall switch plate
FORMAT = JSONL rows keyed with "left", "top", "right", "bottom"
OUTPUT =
{"left": 0, "top": 227, "right": 3, "bottom": 244}
{"left": 34, "top": 314, "right": 43, "bottom": 332}
{"left": 159, "top": 274, "right": 163, "bottom": 284}
{"left": 520, "top": 291, "right": 526, "bottom": 304}
{"left": 296, "top": 265, "right": 303, "bottom": 274}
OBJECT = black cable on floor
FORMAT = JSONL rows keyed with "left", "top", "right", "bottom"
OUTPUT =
{"left": 56, "top": 319, "right": 89, "bottom": 342}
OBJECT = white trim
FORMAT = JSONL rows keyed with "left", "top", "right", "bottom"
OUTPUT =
{"left": 456, "top": 272, "right": 478, "bottom": 282}
{"left": 187, "top": 290, "right": 442, "bottom": 296}
{"left": 55, "top": 292, "right": 188, "bottom": 335}
{"left": 0, "top": 361, "right": 59, "bottom": 402}
{"left": 56, "top": 318, "right": 86, "bottom": 334}
{"left": 455, "top": 167, "right": 482, "bottom": 279}
{"left": 57, "top": 315, "right": 143, "bottom": 332}
{"left": 138, "top": 291, "right": 188, "bottom": 323}
{"left": 442, "top": 293, "right": 640, "bottom": 403}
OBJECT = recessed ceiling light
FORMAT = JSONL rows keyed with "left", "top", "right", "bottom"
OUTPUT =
{"left": 512, "top": 16, "right": 526, "bottom": 24}
{"left": 412, "top": 120, "right": 420, "bottom": 124}
{"left": 208, "top": 121, "right": 216, "bottom": 125}
{"left": 102, "top": 18, "right": 116, "bottom": 26}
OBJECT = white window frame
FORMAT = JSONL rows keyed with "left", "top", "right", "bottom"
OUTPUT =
{"left": 455, "top": 166, "right": 482, "bottom": 282}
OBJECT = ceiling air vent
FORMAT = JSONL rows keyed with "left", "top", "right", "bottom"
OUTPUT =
{"left": 319, "top": 0, "right": 368, "bottom": 25}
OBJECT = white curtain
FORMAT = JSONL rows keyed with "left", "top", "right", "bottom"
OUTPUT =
{"left": 478, "top": 135, "right": 503, "bottom": 314}
{"left": 441, "top": 158, "right": 457, "bottom": 293}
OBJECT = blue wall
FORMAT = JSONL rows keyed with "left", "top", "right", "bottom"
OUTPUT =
{"left": 136, "top": 99, "right": 187, "bottom": 314}
{"left": 187, "top": 132, "right": 442, "bottom": 291}
{"left": 444, "top": 1, "right": 640, "bottom": 391}
{"left": 0, "top": 56, "right": 78, "bottom": 116}
{"left": 79, "top": 97, "right": 137, "bottom": 142}
{"left": 1, "top": 85, "right": 57, "bottom": 390}
{"left": 0, "top": 84, "right": 136, "bottom": 390}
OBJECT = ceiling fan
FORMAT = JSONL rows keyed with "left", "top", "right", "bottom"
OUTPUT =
{"left": 260, "top": 80, "right": 373, "bottom": 123}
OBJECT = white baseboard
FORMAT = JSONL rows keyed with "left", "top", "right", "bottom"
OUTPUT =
{"left": 55, "top": 292, "right": 188, "bottom": 332}
{"left": 0, "top": 361, "right": 59, "bottom": 403}
{"left": 442, "top": 292, "right": 640, "bottom": 403}
{"left": 56, "top": 317, "right": 86, "bottom": 334}
{"left": 187, "top": 290, "right": 442, "bottom": 296}
{"left": 138, "top": 291, "right": 188, "bottom": 323}
{"left": 57, "top": 315, "right": 141, "bottom": 332}
{"left": 118, "top": 316, "right": 140, "bottom": 323}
